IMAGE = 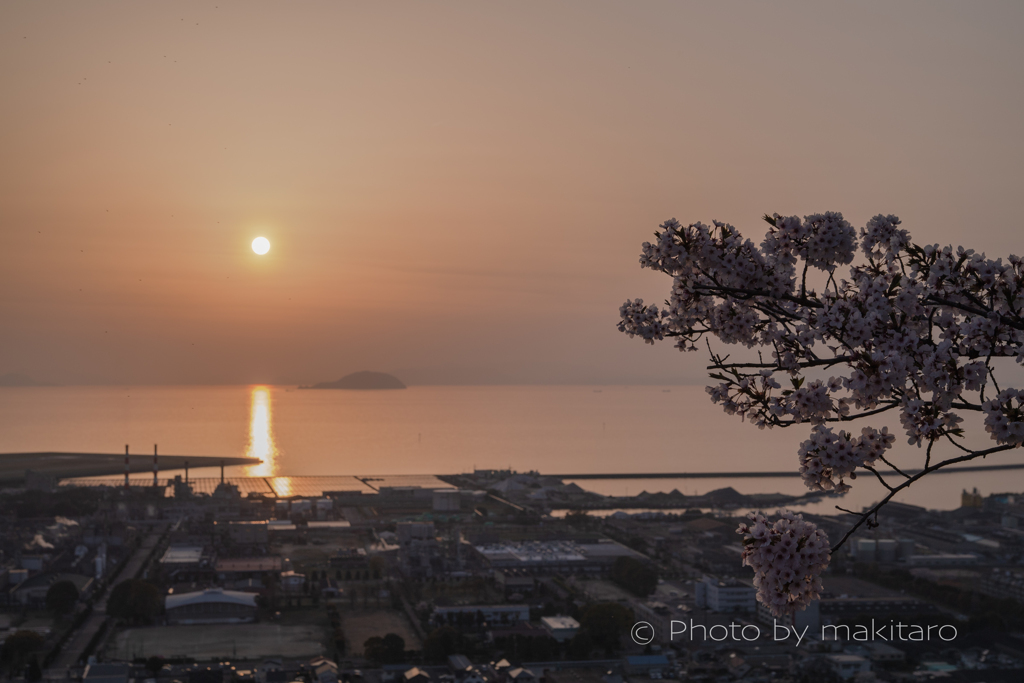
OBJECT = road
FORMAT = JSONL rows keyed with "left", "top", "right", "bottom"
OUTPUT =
{"left": 44, "top": 526, "right": 165, "bottom": 678}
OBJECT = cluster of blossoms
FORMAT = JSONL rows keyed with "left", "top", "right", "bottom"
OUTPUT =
{"left": 736, "top": 511, "right": 830, "bottom": 616}
{"left": 619, "top": 211, "right": 1024, "bottom": 447}
{"left": 983, "top": 389, "right": 1024, "bottom": 446}
{"left": 798, "top": 425, "right": 896, "bottom": 493}
{"left": 620, "top": 211, "right": 1024, "bottom": 614}
{"left": 899, "top": 397, "right": 964, "bottom": 447}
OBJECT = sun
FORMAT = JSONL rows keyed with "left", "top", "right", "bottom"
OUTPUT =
{"left": 252, "top": 237, "right": 270, "bottom": 255}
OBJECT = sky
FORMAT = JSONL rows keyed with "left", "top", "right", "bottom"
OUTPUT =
{"left": 2, "top": 1, "right": 1023, "bottom": 386}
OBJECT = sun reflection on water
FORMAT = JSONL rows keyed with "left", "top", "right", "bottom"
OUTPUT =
{"left": 245, "top": 385, "right": 279, "bottom": 476}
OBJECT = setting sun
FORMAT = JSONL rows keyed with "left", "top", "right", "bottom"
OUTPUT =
{"left": 251, "top": 236, "right": 270, "bottom": 255}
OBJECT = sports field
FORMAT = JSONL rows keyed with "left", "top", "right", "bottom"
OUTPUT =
{"left": 107, "top": 622, "right": 327, "bottom": 660}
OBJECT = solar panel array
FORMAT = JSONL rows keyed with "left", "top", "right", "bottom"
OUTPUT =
{"left": 185, "top": 477, "right": 276, "bottom": 495}
{"left": 265, "top": 476, "right": 377, "bottom": 497}
{"left": 358, "top": 474, "right": 455, "bottom": 491}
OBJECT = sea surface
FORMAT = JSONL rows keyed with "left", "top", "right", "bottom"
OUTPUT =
{"left": 2, "top": 384, "right": 1022, "bottom": 515}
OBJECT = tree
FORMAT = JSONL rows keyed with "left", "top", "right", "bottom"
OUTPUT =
{"left": 0, "top": 630, "right": 44, "bottom": 676}
{"left": 564, "top": 510, "right": 590, "bottom": 528}
{"left": 363, "top": 633, "right": 405, "bottom": 664}
{"left": 26, "top": 656, "right": 42, "bottom": 682}
{"left": 107, "top": 579, "right": 162, "bottom": 623}
{"left": 610, "top": 556, "right": 657, "bottom": 597}
{"left": 578, "top": 603, "right": 633, "bottom": 655}
{"left": 381, "top": 633, "right": 405, "bottom": 662}
{"left": 620, "top": 212, "right": 1024, "bottom": 615}
{"left": 145, "top": 656, "right": 165, "bottom": 677}
{"left": 422, "top": 626, "right": 461, "bottom": 663}
{"left": 46, "top": 579, "right": 80, "bottom": 616}
{"left": 363, "top": 636, "right": 385, "bottom": 663}
{"left": 567, "top": 631, "right": 594, "bottom": 659}
{"left": 369, "top": 555, "right": 387, "bottom": 580}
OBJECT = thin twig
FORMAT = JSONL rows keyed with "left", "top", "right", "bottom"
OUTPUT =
{"left": 860, "top": 466, "right": 895, "bottom": 492}
{"left": 943, "top": 433, "right": 972, "bottom": 454}
{"left": 830, "top": 443, "right": 1017, "bottom": 553}
{"left": 877, "top": 455, "right": 911, "bottom": 480}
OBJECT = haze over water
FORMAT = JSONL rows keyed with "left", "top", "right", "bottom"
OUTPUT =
{"left": 3, "top": 384, "right": 1023, "bottom": 515}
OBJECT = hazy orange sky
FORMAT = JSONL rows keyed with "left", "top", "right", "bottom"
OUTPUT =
{"left": 2, "top": 2, "right": 1023, "bottom": 385}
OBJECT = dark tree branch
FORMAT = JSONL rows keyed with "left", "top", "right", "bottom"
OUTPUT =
{"left": 861, "top": 465, "right": 895, "bottom": 492}
{"left": 830, "top": 443, "right": 1018, "bottom": 553}
{"left": 877, "top": 455, "right": 911, "bottom": 480}
{"left": 922, "top": 295, "right": 1024, "bottom": 331}
{"left": 706, "top": 356, "right": 853, "bottom": 371}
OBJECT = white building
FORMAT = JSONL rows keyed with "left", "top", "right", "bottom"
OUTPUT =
{"left": 694, "top": 576, "right": 756, "bottom": 613}
{"left": 541, "top": 615, "right": 580, "bottom": 642}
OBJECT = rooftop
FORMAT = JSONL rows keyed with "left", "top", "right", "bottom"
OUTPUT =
{"left": 307, "top": 520, "right": 351, "bottom": 528}
{"left": 475, "top": 539, "right": 644, "bottom": 564}
{"left": 541, "top": 616, "right": 580, "bottom": 630}
{"left": 165, "top": 587, "right": 257, "bottom": 610}
{"left": 160, "top": 546, "right": 205, "bottom": 565}
{"left": 216, "top": 557, "right": 283, "bottom": 572}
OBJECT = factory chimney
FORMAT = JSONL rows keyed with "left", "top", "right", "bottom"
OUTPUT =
{"left": 124, "top": 445, "right": 130, "bottom": 489}
{"left": 153, "top": 444, "right": 159, "bottom": 487}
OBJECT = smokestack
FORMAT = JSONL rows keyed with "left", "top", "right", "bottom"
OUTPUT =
{"left": 124, "top": 445, "right": 130, "bottom": 489}
{"left": 220, "top": 459, "right": 225, "bottom": 484}
{"left": 153, "top": 444, "right": 159, "bottom": 487}
{"left": 184, "top": 460, "right": 189, "bottom": 483}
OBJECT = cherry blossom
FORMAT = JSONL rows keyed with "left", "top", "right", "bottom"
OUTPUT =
{"left": 737, "top": 511, "right": 830, "bottom": 616}
{"left": 621, "top": 212, "right": 1024, "bottom": 614}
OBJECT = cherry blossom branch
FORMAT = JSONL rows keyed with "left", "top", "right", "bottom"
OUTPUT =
{"left": 830, "top": 443, "right": 1018, "bottom": 553}
{"left": 922, "top": 295, "right": 1024, "bottom": 331}
{"left": 705, "top": 357, "right": 854, "bottom": 371}
{"left": 686, "top": 282, "right": 823, "bottom": 309}
{"left": 781, "top": 403, "right": 898, "bottom": 426}
{"left": 622, "top": 212, "right": 1024, "bottom": 603}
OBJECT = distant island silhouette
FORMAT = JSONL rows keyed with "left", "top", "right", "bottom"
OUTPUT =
{"left": 301, "top": 371, "right": 406, "bottom": 390}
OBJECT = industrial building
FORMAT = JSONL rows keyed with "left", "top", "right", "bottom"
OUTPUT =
{"left": 472, "top": 539, "right": 646, "bottom": 575}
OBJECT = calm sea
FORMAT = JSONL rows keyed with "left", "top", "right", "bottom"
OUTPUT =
{"left": 2, "top": 384, "right": 1021, "bottom": 514}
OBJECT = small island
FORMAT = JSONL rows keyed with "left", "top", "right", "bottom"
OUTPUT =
{"left": 301, "top": 371, "right": 406, "bottom": 390}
